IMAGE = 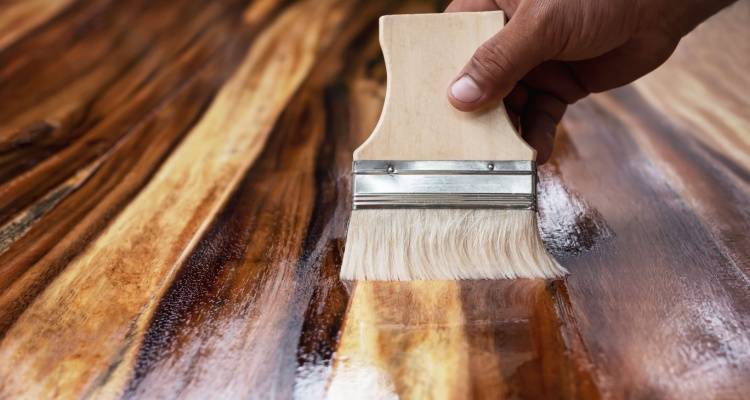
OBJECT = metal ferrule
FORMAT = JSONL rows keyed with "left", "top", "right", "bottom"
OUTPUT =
{"left": 352, "top": 160, "right": 536, "bottom": 210}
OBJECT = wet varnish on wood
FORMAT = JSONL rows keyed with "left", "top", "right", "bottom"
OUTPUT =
{"left": 0, "top": 0, "right": 748, "bottom": 398}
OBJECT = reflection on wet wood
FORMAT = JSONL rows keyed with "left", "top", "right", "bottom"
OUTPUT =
{"left": 0, "top": 0, "right": 748, "bottom": 398}
{"left": 330, "top": 281, "right": 598, "bottom": 399}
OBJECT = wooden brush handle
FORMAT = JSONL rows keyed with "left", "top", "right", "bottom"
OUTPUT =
{"left": 354, "top": 11, "right": 535, "bottom": 161}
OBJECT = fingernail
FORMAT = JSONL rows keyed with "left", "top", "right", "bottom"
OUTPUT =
{"left": 450, "top": 75, "right": 482, "bottom": 103}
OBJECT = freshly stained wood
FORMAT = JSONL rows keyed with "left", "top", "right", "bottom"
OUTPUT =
{"left": 0, "top": 0, "right": 351, "bottom": 396}
{"left": 0, "top": 0, "right": 748, "bottom": 399}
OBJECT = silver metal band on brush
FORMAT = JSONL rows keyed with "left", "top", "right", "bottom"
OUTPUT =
{"left": 352, "top": 160, "right": 536, "bottom": 209}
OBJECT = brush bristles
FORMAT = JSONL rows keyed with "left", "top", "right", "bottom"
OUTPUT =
{"left": 341, "top": 209, "right": 566, "bottom": 281}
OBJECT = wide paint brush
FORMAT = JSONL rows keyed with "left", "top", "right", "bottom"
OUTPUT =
{"left": 341, "top": 11, "right": 565, "bottom": 280}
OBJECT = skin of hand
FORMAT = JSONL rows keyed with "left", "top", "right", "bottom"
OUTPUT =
{"left": 446, "top": 0, "right": 736, "bottom": 163}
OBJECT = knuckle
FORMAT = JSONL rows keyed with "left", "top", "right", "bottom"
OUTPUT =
{"left": 519, "top": 1, "right": 564, "bottom": 52}
{"left": 471, "top": 42, "right": 516, "bottom": 82}
{"left": 528, "top": 0, "right": 556, "bottom": 24}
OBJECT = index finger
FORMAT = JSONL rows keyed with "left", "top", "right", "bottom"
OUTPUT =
{"left": 445, "top": 0, "right": 499, "bottom": 12}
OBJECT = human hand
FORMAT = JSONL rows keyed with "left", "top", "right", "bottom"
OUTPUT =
{"left": 446, "top": 0, "right": 734, "bottom": 163}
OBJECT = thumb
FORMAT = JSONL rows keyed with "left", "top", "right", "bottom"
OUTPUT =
{"left": 448, "top": 16, "right": 553, "bottom": 111}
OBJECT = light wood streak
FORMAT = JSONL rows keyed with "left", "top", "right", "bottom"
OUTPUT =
{"left": 635, "top": 1, "right": 750, "bottom": 169}
{"left": 330, "top": 282, "right": 475, "bottom": 399}
{"left": 0, "top": 0, "right": 75, "bottom": 51}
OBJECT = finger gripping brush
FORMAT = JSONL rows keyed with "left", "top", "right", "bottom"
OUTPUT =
{"left": 341, "top": 11, "right": 566, "bottom": 280}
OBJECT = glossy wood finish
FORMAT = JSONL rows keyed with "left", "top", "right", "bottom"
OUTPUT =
{"left": 0, "top": 0, "right": 748, "bottom": 398}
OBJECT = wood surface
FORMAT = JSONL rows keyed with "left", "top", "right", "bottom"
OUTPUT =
{"left": 0, "top": 0, "right": 748, "bottom": 399}
{"left": 355, "top": 11, "right": 534, "bottom": 161}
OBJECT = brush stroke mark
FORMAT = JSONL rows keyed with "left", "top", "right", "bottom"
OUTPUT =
{"left": 537, "top": 142, "right": 614, "bottom": 258}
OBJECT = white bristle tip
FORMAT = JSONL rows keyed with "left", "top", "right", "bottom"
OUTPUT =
{"left": 341, "top": 209, "right": 566, "bottom": 281}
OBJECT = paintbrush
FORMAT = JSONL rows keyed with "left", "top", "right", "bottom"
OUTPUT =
{"left": 341, "top": 11, "right": 565, "bottom": 280}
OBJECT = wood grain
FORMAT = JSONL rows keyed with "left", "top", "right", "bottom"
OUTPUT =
{"left": 0, "top": 0, "right": 76, "bottom": 51}
{"left": 0, "top": 0, "right": 748, "bottom": 398}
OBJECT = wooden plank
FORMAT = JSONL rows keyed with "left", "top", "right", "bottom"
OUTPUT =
{"left": 125, "top": 3, "right": 400, "bottom": 397}
{"left": 553, "top": 94, "right": 749, "bottom": 398}
{"left": 0, "top": 0, "right": 252, "bottom": 223}
{"left": 0, "top": 0, "right": 747, "bottom": 398}
{"left": 0, "top": 0, "right": 266, "bottom": 334}
{"left": 0, "top": 0, "right": 352, "bottom": 397}
{"left": 329, "top": 280, "right": 599, "bottom": 399}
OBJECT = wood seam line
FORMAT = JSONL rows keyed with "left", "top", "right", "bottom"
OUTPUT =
{"left": 0, "top": 156, "right": 103, "bottom": 256}
{"left": 548, "top": 280, "right": 605, "bottom": 398}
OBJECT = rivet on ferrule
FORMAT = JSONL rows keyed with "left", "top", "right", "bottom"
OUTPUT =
{"left": 352, "top": 160, "right": 537, "bottom": 210}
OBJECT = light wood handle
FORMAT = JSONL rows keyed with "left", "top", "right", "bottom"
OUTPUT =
{"left": 354, "top": 11, "right": 535, "bottom": 161}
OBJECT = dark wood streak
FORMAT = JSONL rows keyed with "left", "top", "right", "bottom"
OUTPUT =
{"left": 293, "top": 85, "right": 354, "bottom": 396}
{"left": 0, "top": 0, "right": 748, "bottom": 398}
{"left": 560, "top": 90, "right": 750, "bottom": 398}
{"left": 293, "top": 10, "right": 394, "bottom": 392}
{"left": 128, "top": 4, "right": 395, "bottom": 397}
{"left": 0, "top": 0, "right": 251, "bottom": 222}
{"left": 126, "top": 88, "right": 327, "bottom": 397}
{"left": 607, "top": 88, "right": 750, "bottom": 276}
